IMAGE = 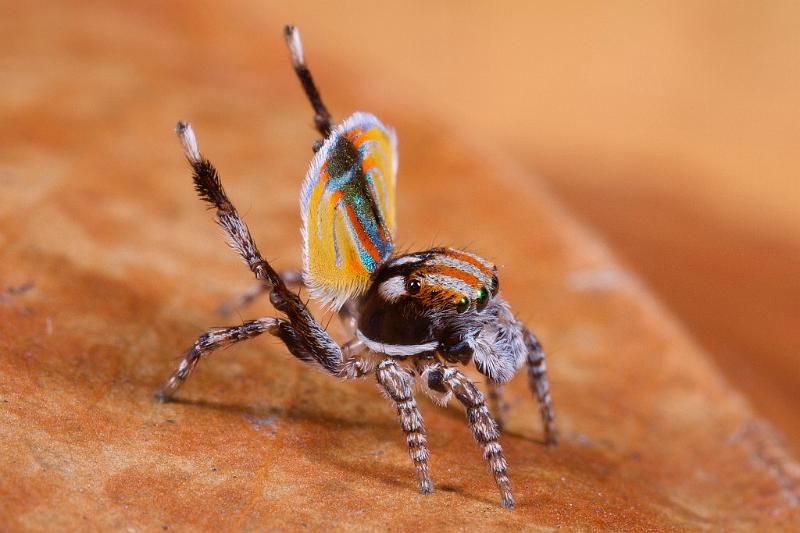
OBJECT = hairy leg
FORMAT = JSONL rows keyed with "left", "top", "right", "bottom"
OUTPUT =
{"left": 524, "top": 328, "right": 557, "bottom": 447}
{"left": 155, "top": 318, "right": 371, "bottom": 401}
{"left": 283, "top": 25, "right": 333, "bottom": 140}
{"left": 487, "top": 381, "right": 510, "bottom": 431}
{"left": 157, "top": 123, "right": 367, "bottom": 401}
{"left": 155, "top": 317, "right": 281, "bottom": 402}
{"left": 216, "top": 270, "right": 303, "bottom": 317}
{"left": 338, "top": 338, "right": 377, "bottom": 379}
{"left": 376, "top": 359, "right": 433, "bottom": 495}
{"left": 424, "top": 362, "right": 515, "bottom": 508}
{"left": 217, "top": 272, "right": 360, "bottom": 346}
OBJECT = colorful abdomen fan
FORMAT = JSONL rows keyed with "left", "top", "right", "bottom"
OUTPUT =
{"left": 300, "top": 112, "right": 398, "bottom": 310}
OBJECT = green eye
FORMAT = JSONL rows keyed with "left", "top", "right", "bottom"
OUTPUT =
{"left": 456, "top": 296, "right": 470, "bottom": 313}
{"left": 476, "top": 287, "right": 489, "bottom": 311}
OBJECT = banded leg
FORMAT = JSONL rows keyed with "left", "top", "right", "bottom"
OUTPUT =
{"left": 155, "top": 317, "right": 281, "bottom": 402}
{"left": 164, "top": 124, "right": 351, "bottom": 382}
{"left": 524, "top": 328, "right": 557, "bottom": 447}
{"left": 156, "top": 316, "right": 374, "bottom": 401}
{"left": 376, "top": 360, "right": 433, "bottom": 495}
{"left": 427, "top": 364, "right": 515, "bottom": 508}
{"left": 216, "top": 270, "right": 304, "bottom": 317}
{"left": 488, "top": 381, "right": 510, "bottom": 431}
{"left": 283, "top": 25, "right": 333, "bottom": 140}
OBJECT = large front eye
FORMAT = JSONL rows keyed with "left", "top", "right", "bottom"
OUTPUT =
{"left": 475, "top": 287, "right": 489, "bottom": 311}
{"left": 406, "top": 278, "right": 421, "bottom": 295}
{"left": 456, "top": 296, "right": 470, "bottom": 313}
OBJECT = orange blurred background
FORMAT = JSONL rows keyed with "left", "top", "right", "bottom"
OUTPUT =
{"left": 260, "top": 2, "right": 800, "bottom": 452}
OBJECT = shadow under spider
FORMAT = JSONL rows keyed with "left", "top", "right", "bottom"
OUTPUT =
{"left": 164, "top": 394, "right": 511, "bottom": 507}
{"left": 166, "top": 395, "right": 399, "bottom": 433}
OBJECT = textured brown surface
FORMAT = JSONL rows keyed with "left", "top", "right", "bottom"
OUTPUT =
{"left": 1, "top": 1, "right": 799, "bottom": 531}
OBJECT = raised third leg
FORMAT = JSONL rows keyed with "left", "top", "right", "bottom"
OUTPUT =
{"left": 217, "top": 271, "right": 304, "bottom": 317}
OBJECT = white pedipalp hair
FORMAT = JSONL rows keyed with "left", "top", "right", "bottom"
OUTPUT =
{"left": 469, "top": 297, "right": 527, "bottom": 384}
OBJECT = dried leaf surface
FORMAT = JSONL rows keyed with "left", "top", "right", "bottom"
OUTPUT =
{"left": 1, "top": 2, "right": 798, "bottom": 530}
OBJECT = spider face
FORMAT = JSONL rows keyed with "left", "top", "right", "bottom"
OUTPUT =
{"left": 356, "top": 248, "right": 499, "bottom": 362}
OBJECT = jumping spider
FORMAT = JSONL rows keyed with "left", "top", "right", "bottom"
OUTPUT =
{"left": 156, "top": 25, "right": 556, "bottom": 509}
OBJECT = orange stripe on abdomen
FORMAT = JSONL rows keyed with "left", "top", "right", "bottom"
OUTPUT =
{"left": 342, "top": 203, "right": 382, "bottom": 263}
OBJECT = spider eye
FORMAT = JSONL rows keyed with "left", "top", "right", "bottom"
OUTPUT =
{"left": 456, "top": 296, "right": 470, "bottom": 313}
{"left": 406, "top": 278, "right": 421, "bottom": 295}
{"left": 476, "top": 287, "right": 489, "bottom": 311}
{"left": 490, "top": 274, "right": 499, "bottom": 296}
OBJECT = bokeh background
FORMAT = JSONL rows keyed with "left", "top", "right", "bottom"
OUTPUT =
{"left": 1, "top": 1, "right": 798, "bottom": 528}
{"left": 264, "top": 2, "right": 800, "bottom": 453}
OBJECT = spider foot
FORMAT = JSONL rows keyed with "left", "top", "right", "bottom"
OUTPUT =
{"left": 501, "top": 493, "right": 516, "bottom": 509}
{"left": 419, "top": 478, "right": 434, "bottom": 495}
{"left": 153, "top": 386, "right": 174, "bottom": 403}
{"left": 544, "top": 426, "right": 559, "bottom": 448}
{"left": 154, "top": 372, "right": 183, "bottom": 403}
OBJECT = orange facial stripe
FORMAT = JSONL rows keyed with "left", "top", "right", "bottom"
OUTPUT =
{"left": 445, "top": 250, "right": 494, "bottom": 277}
{"left": 417, "top": 285, "right": 461, "bottom": 304}
{"left": 418, "top": 265, "right": 483, "bottom": 289}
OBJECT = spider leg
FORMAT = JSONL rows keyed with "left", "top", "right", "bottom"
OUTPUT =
{"left": 487, "top": 381, "right": 510, "bottom": 432}
{"left": 158, "top": 123, "right": 371, "bottom": 399}
{"left": 283, "top": 25, "right": 333, "bottom": 140}
{"left": 423, "top": 362, "right": 515, "bottom": 508}
{"left": 155, "top": 316, "right": 373, "bottom": 402}
{"left": 524, "top": 327, "right": 557, "bottom": 447}
{"left": 376, "top": 359, "right": 433, "bottom": 495}
{"left": 470, "top": 296, "right": 556, "bottom": 443}
{"left": 216, "top": 270, "right": 303, "bottom": 317}
{"left": 155, "top": 317, "right": 281, "bottom": 402}
{"left": 216, "top": 272, "right": 360, "bottom": 341}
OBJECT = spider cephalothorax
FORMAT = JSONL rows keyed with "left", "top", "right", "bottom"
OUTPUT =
{"left": 357, "top": 248, "right": 498, "bottom": 360}
{"left": 156, "top": 26, "right": 556, "bottom": 509}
